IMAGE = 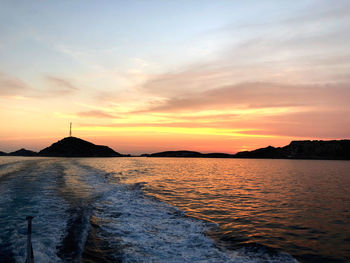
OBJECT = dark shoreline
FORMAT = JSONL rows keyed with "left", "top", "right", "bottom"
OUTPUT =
{"left": 1, "top": 139, "right": 350, "bottom": 160}
{"left": 141, "top": 140, "right": 350, "bottom": 160}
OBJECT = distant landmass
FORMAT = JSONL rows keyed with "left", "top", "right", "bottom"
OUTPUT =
{"left": 0, "top": 137, "right": 122, "bottom": 157}
{"left": 235, "top": 140, "right": 350, "bottom": 160}
{"left": 143, "top": 150, "right": 234, "bottom": 158}
{"left": 39, "top": 137, "right": 122, "bottom": 157}
{"left": 8, "top": 148, "right": 38, "bottom": 156}
{"left": 144, "top": 150, "right": 203, "bottom": 158}
{"left": 144, "top": 140, "right": 350, "bottom": 160}
{"left": 1, "top": 139, "right": 349, "bottom": 159}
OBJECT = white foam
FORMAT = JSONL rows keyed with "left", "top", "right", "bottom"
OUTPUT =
{"left": 91, "top": 182, "right": 298, "bottom": 263}
{"left": 0, "top": 160, "right": 27, "bottom": 178}
{"left": 0, "top": 159, "right": 298, "bottom": 262}
{"left": 0, "top": 160, "right": 69, "bottom": 263}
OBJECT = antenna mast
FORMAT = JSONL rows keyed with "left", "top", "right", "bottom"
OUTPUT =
{"left": 69, "top": 122, "right": 72, "bottom": 137}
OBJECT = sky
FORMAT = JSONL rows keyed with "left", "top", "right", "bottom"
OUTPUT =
{"left": 0, "top": 0, "right": 349, "bottom": 154}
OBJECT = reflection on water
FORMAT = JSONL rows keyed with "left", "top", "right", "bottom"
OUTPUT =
{"left": 0, "top": 157, "right": 349, "bottom": 262}
{"left": 83, "top": 157, "right": 350, "bottom": 262}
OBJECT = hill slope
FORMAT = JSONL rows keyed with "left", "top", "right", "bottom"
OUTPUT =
{"left": 39, "top": 137, "right": 122, "bottom": 157}
{"left": 145, "top": 151, "right": 234, "bottom": 158}
{"left": 146, "top": 140, "right": 350, "bottom": 160}
{"left": 8, "top": 148, "right": 38, "bottom": 156}
{"left": 235, "top": 140, "right": 350, "bottom": 160}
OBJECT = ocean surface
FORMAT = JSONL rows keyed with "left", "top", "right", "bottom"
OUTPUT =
{"left": 0, "top": 157, "right": 349, "bottom": 263}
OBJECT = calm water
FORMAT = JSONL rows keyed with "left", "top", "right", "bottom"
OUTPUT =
{"left": 0, "top": 157, "right": 349, "bottom": 262}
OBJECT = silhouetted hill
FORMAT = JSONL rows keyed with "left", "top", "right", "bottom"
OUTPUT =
{"left": 235, "top": 140, "right": 350, "bottom": 160}
{"left": 39, "top": 137, "right": 122, "bottom": 157}
{"left": 234, "top": 145, "right": 285, "bottom": 158}
{"left": 204, "top": 153, "right": 235, "bottom": 158}
{"left": 8, "top": 148, "right": 38, "bottom": 156}
{"left": 3, "top": 139, "right": 350, "bottom": 159}
{"left": 145, "top": 150, "right": 234, "bottom": 158}
{"left": 148, "top": 150, "right": 203, "bottom": 157}
{"left": 145, "top": 140, "right": 350, "bottom": 160}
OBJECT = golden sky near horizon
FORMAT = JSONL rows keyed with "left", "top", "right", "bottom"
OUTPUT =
{"left": 1, "top": 1, "right": 350, "bottom": 154}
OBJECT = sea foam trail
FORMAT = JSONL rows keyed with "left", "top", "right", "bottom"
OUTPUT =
{"left": 0, "top": 158, "right": 298, "bottom": 262}
{"left": 87, "top": 181, "right": 297, "bottom": 263}
{"left": 0, "top": 159, "right": 31, "bottom": 181}
{"left": 0, "top": 160, "right": 69, "bottom": 262}
{"left": 56, "top": 159, "right": 116, "bottom": 262}
{"left": 73, "top": 161, "right": 298, "bottom": 263}
{"left": 0, "top": 159, "right": 104, "bottom": 262}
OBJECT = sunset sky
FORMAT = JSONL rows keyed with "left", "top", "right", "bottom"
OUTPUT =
{"left": 1, "top": 0, "right": 349, "bottom": 154}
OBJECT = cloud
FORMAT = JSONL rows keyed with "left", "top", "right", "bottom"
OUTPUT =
{"left": 0, "top": 72, "right": 82, "bottom": 99}
{"left": 115, "top": 79, "right": 350, "bottom": 140}
{"left": 137, "top": 82, "right": 350, "bottom": 113}
{"left": 69, "top": 2, "right": 350, "bottom": 143}
{"left": 46, "top": 76, "right": 78, "bottom": 90}
{"left": 45, "top": 76, "right": 79, "bottom": 95}
{"left": 77, "top": 105, "right": 350, "bottom": 140}
{"left": 0, "top": 71, "right": 31, "bottom": 97}
{"left": 242, "top": 110, "right": 350, "bottom": 139}
{"left": 77, "top": 110, "right": 116, "bottom": 119}
{"left": 130, "top": 4, "right": 350, "bottom": 142}
{"left": 139, "top": 41, "right": 350, "bottom": 104}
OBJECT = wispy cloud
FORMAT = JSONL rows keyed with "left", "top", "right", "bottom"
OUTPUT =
{"left": 0, "top": 72, "right": 80, "bottom": 99}
{"left": 45, "top": 75, "right": 79, "bottom": 95}
{"left": 111, "top": 3, "right": 350, "bottom": 143}
{"left": 0, "top": 71, "right": 32, "bottom": 97}
{"left": 45, "top": 76, "right": 78, "bottom": 90}
{"left": 77, "top": 110, "right": 117, "bottom": 119}
{"left": 136, "top": 82, "right": 350, "bottom": 113}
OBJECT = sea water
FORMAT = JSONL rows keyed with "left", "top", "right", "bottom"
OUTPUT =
{"left": 0, "top": 157, "right": 349, "bottom": 262}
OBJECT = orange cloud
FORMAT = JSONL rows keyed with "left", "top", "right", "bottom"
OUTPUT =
{"left": 77, "top": 110, "right": 117, "bottom": 119}
{"left": 0, "top": 71, "right": 32, "bottom": 97}
{"left": 137, "top": 82, "right": 350, "bottom": 113}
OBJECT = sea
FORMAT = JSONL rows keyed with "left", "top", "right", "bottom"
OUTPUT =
{"left": 0, "top": 157, "right": 349, "bottom": 263}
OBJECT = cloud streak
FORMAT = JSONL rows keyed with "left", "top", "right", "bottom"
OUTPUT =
{"left": 77, "top": 110, "right": 117, "bottom": 119}
{"left": 0, "top": 71, "right": 32, "bottom": 97}
{"left": 137, "top": 82, "right": 350, "bottom": 113}
{"left": 44, "top": 75, "right": 80, "bottom": 96}
{"left": 0, "top": 72, "right": 80, "bottom": 98}
{"left": 45, "top": 76, "right": 79, "bottom": 90}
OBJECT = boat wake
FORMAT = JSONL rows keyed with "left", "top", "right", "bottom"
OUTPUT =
{"left": 0, "top": 158, "right": 297, "bottom": 262}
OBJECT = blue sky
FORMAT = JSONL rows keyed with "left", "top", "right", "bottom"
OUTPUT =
{"left": 0, "top": 0, "right": 322, "bottom": 76}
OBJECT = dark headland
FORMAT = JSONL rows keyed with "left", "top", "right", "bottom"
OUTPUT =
{"left": 8, "top": 148, "right": 38, "bottom": 157}
{"left": 39, "top": 137, "right": 122, "bottom": 157}
{"left": 143, "top": 150, "right": 233, "bottom": 158}
{"left": 144, "top": 140, "right": 350, "bottom": 160}
{"left": 0, "top": 137, "right": 123, "bottom": 157}
{"left": 1, "top": 139, "right": 349, "bottom": 160}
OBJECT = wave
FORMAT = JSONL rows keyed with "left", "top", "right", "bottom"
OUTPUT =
{"left": 0, "top": 160, "right": 69, "bottom": 262}
{"left": 0, "top": 158, "right": 298, "bottom": 262}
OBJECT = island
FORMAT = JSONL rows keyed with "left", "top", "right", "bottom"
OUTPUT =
{"left": 144, "top": 140, "right": 350, "bottom": 160}
{"left": 143, "top": 151, "right": 234, "bottom": 158}
{"left": 234, "top": 140, "right": 350, "bottom": 160}
{"left": 1, "top": 139, "right": 349, "bottom": 160}
{"left": 0, "top": 137, "right": 122, "bottom": 157}
{"left": 39, "top": 137, "right": 122, "bottom": 157}
{"left": 8, "top": 148, "right": 38, "bottom": 156}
